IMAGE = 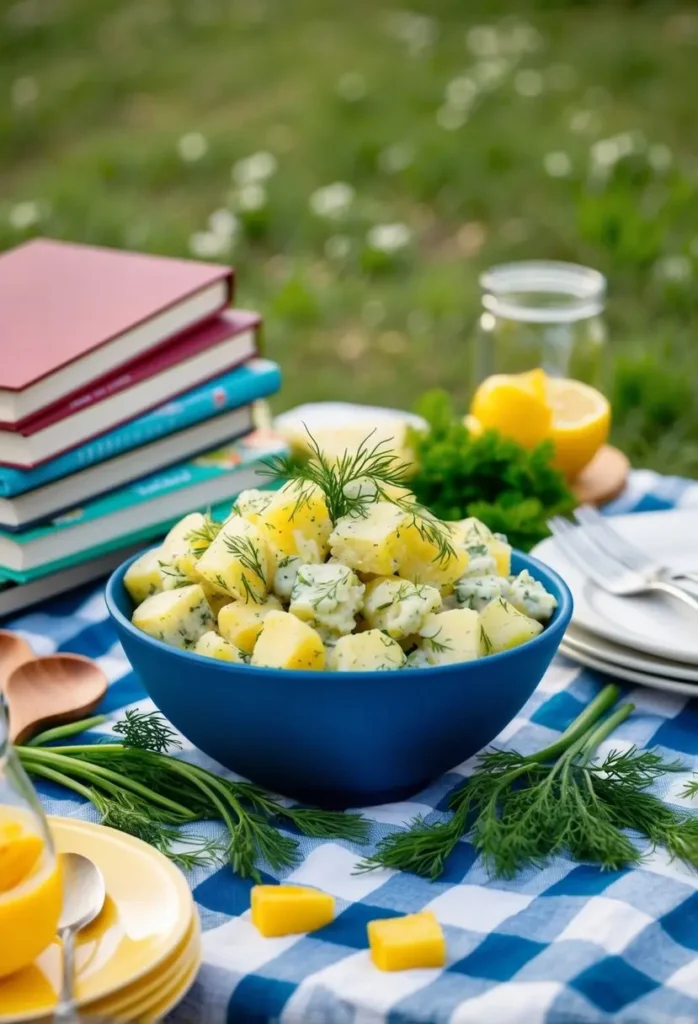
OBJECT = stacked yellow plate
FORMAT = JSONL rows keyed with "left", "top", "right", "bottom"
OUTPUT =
{"left": 0, "top": 817, "right": 201, "bottom": 1024}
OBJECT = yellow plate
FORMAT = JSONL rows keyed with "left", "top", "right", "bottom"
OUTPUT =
{"left": 138, "top": 945, "right": 201, "bottom": 1024}
{"left": 0, "top": 817, "right": 194, "bottom": 1023}
{"left": 87, "top": 915, "right": 200, "bottom": 1021}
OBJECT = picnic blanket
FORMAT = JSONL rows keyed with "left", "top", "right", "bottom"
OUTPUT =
{"left": 12, "top": 468, "right": 698, "bottom": 1024}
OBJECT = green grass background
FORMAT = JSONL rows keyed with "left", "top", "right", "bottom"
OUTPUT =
{"left": 2, "top": 0, "right": 698, "bottom": 475}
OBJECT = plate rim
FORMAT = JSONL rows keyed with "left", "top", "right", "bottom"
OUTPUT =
{"left": 559, "top": 641, "right": 698, "bottom": 697}
{"left": 564, "top": 624, "right": 698, "bottom": 682}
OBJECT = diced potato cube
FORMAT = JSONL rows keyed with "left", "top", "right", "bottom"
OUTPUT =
{"left": 368, "top": 911, "right": 446, "bottom": 971}
{"left": 455, "top": 574, "right": 506, "bottom": 612}
{"left": 218, "top": 596, "right": 283, "bottom": 653}
{"left": 257, "top": 481, "right": 332, "bottom": 563}
{"left": 478, "top": 598, "right": 543, "bottom": 654}
{"left": 124, "top": 548, "right": 164, "bottom": 604}
{"left": 202, "top": 587, "right": 234, "bottom": 618}
{"left": 328, "top": 630, "right": 406, "bottom": 672}
{"left": 132, "top": 585, "right": 214, "bottom": 650}
{"left": 196, "top": 516, "right": 272, "bottom": 604}
{"left": 415, "top": 608, "right": 480, "bottom": 666}
{"left": 251, "top": 884, "right": 335, "bottom": 937}
{"left": 228, "top": 488, "right": 274, "bottom": 525}
{"left": 489, "top": 538, "right": 511, "bottom": 577}
{"left": 160, "top": 513, "right": 214, "bottom": 585}
{"left": 395, "top": 519, "right": 469, "bottom": 592}
{"left": 329, "top": 503, "right": 409, "bottom": 576}
{"left": 362, "top": 577, "right": 441, "bottom": 639}
{"left": 455, "top": 516, "right": 492, "bottom": 542}
{"left": 251, "top": 611, "right": 325, "bottom": 670}
{"left": 272, "top": 555, "right": 302, "bottom": 601}
{"left": 289, "top": 563, "right": 365, "bottom": 638}
{"left": 505, "top": 570, "right": 557, "bottom": 622}
{"left": 194, "top": 631, "right": 244, "bottom": 663}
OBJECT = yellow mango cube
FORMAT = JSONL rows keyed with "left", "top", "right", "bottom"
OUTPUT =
{"left": 329, "top": 503, "right": 409, "bottom": 576}
{"left": 251, "top": 611, "right": 325, "bottom": 670}
{"left": 251, "top": 884, "right": 335, "bottom": 937}
{"left": 257, "top": 481, "right": 332, "bottom": 563}
{"left": 194, "top": 631, "right": 244, "bottom": 663}
{"left": 218, "top": 596, "right": 283, "bottom": 654}
{"left": 368, "top": 911, "right": 446, "bottom": 972}
{"left": 124, "top": 548, "right": 164, "bottom": 604}
{"left": 396, "top": 520, "right": 469, "bottom": 592}
{"left": 196, "top": 516, "right": 272, "bottom": 604}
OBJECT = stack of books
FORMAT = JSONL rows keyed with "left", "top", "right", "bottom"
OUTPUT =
{"left": 0, "top": 238, "right": 287, "bottom": 617}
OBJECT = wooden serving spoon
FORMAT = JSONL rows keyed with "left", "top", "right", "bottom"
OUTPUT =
{"left": 0, "top": 629, "right": 35, "bottom": 693}
{"left": 4, "top": 653, "right": 108, "bottom": 746}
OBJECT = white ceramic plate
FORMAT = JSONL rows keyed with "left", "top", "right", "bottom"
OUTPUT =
{"left": 533, "top": 509, "right": 698, "bottom": 665}
{"left": 564, "top": 623, "right": 698, "bottom": 683}
{"left": 559, "top": 641, "right": 698, "bottom": 699}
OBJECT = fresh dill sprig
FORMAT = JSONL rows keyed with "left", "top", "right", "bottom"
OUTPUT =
{"left": 18, "top": 712, "right": 369, "bottom": 882}
{"left": 261, "top": 428, "right": 455, "bottom": 564}
{"left": 113, "top": 709, "right": 182, "bottom": 753}
{"left": 421, "top": 628, "right": 452, "bottom": 654}
{"left": 480, "top": 625, "right": 493, "bottom": 655}
{"left": 157, "top": 561, "right": 190, "bottom": 588}
{"left": 185, "top": 513, "right": 222, "bottom": 550}
{"left": 222, "top": 535, "right": 268, "bottom": 603}
{"left": 357, "top": 685, "right": 698, "bottom": 880}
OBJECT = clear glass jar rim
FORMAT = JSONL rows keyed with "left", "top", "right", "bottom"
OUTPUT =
{"left": 480, "top": 260, "right": 606, "bottom": 323}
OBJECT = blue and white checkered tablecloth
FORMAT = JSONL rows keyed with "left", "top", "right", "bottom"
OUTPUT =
{"left": 9, "top": 469, "right": 698, "bottom": 1024}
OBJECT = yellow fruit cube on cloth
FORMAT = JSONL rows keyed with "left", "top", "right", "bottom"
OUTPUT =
{"left": 251, "top": 885, "right": 335, "bottom": 937}
{"left": 368, "top": 911, "right": 446, "bottom": 971}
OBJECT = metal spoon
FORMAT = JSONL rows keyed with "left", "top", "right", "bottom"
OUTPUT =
{"left": 55, "top": 853, "right": 107, "bottom": 1024}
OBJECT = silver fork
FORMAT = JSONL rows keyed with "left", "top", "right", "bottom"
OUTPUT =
{"left": 573, "top": 505, "right": 698, "bottom": 585}
{"left": 548, "top": 515, "right": 698, "bottom": 613}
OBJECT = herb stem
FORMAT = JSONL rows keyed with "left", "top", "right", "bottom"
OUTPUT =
{"left": 577, "top": 703, "right": 635, "bottom": 764}
{"left": 528, "top": 684, "right": 621, "bottom": 764}
{"left": 25, "top": 717, "right": 109, "bottom": 747}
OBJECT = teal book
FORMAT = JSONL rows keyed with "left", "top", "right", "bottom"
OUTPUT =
{"left": 0, "top": 430, "right": 288, "bottom": 582}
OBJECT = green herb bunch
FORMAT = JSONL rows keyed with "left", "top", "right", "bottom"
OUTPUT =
{"left": 358, "top": 685, "right": 698, "bottom": 880}
{"left": 19, "top": 711, "right": 368, "bottom": 880}
{"left": 408, "top": 390, "right": 575, "bottom": 551}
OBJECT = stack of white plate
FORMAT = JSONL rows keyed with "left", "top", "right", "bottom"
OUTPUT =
{"left": 532, "top": 509, "right": 698, "bottom": 696}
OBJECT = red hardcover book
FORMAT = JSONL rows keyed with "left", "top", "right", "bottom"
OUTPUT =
{"left": 0, "top": 310, "right": 261, "bottom": 468}
{"left": 0, "top": 238, "right": 234, "bottom": 424}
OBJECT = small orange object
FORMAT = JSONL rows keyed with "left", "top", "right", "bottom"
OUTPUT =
{"left": 367, "top": 910, "right": 446, "bottom": 971}
{"left": 0, "top": 821, "right": 43, "bottom": 893}
{"left": 251, "top": 884, "right": 335, "bottom": 937}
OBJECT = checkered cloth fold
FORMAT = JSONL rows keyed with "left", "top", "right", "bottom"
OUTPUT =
{"left": 11, "top": 469, "right": 698, "bottom": 1024}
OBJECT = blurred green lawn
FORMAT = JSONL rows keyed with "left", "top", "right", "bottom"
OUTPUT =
{"left": 2, "top": 0, "right": 698, "bottom": 474}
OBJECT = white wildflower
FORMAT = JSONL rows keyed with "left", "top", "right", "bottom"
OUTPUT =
{"left": 367, "top": 222, "right": 412, "bottom": 253}
{"left": 514, "top": 69, "right": 543, "bottom": 97}
{"left": 231, "top": 151, "right": 277, "bottom": 186}
{"left": 466, "top": 25, "right": 499, "bottom": 58}
{"left": 544, "top": 151, "right": 572, "bottom": 178}
{"left": 208, "top": 208, "right": 239, "bottom": 239}
{"left": 445, "top": 76, "right": 477, "bottom": 109}
{"left": 336, "top": 72, "right": 367, "bottom": 102}
{"left": 590, "top": 132, "right": 637, "bottom": 174}
{"left": 436, "top": 105, "right": 467, "bottom": 131}
{"left": 309, "top": 182, "right": 355, "bottom": 220}
{"left": 654, "top": 255, "right": 692, "bottom": 284}
{"left": 648, "top": 144, "right": 672, "bottom": 173}
{"left": 9, "top": 201, "right": 43, "bottom": 230}
{"left": 11, "top": 75, "right": 38, "bottom": 108}
{"left": 324, "top": 235, "right": 351, "bottom": 261}
{"left": 177, "top": 132, "right": 208, "bottom": 163}
{"left": 378, "top": 142, "right": 415, "bottom": 174}
{"left": 189, "top": 231, "right": 229, "bottom": 259}
{"left": 237, "top": 183, "right": 267, "bottom": 212}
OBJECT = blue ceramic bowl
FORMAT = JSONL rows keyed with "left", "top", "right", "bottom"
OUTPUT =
{"left": 106, "top": 550, "right": 572, "bottom": 808}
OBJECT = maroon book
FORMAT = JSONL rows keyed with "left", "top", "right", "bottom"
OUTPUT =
{"left": 0, "top": 309, "right": 261, "bottom": 468}
{"left": 0, "top": 238, "right": 234, "bottom": 424}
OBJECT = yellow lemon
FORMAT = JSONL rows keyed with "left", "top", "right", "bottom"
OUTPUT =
{"left": 0, "top": 821, "right": 44, "bottom": 893}
{"left": 470, "top": 372, "right": 553, "bottom": 449}
{"left": 548, "top": 377, "right": 610, "bottom": 479}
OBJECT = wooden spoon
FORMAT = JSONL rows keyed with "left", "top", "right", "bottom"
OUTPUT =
{"left": 5, "top": 654, "right": 108, "bottom": 745}
{"left": 0, "top": 629, "right": 35, "bottom": 693}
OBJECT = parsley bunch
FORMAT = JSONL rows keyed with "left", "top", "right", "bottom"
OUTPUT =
{"left": 408, "top": 390, "right": 575, "bottom": 551}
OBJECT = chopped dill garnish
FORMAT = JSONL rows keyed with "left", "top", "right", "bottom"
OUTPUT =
{"left": 185, "top": 514, "right": 222, "bottom": 549}
{"left": 480, "top": 626, "right": 493, "bottom": 655}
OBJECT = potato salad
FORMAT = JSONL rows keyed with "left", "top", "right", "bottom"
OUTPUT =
{"left": 126, "top": 483, "right": 557, "bottom": 672}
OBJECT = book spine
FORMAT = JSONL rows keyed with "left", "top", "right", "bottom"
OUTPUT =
{"left": 0, "top": 360, "right": 281, "bottom": 498}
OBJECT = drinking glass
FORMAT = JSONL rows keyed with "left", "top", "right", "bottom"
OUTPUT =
{"left": 475, "top": 260, "right": 607, "bottom": 386}
{"left": 0, "top": 705, "right": 62, "bottom": 977}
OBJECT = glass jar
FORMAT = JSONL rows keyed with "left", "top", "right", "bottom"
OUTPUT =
{"left": 0, "top": 706, "right": 62, "bottom": 977}
{"left": 475, "top": 260, "right": 607, "bottom": 386}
